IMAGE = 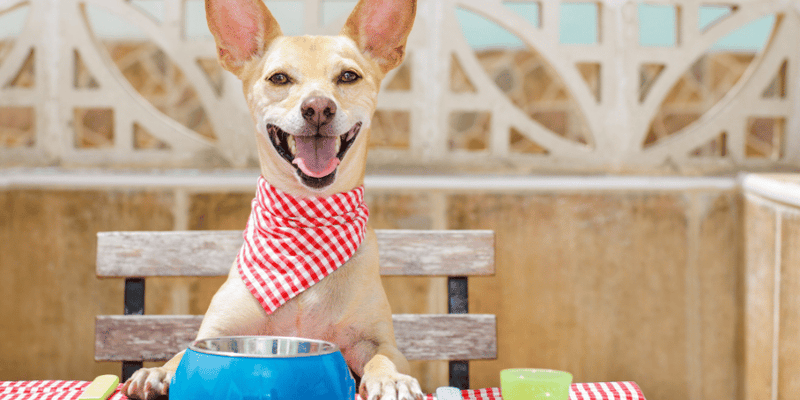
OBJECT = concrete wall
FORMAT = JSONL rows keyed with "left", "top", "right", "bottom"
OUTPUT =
{"left": 0, "top": 173, "right": 747, "bottom": 400}
{"left": 743, "top": 175, "right": 800, "bottom": 400}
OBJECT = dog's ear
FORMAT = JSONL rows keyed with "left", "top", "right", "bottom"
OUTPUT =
{"left": 341, "top": 0, "right": 417, "bottom": 74}
{"left": 205, "top": 0, "right": 282, "bottom": 76}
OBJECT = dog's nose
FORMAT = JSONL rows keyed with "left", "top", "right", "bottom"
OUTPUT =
{"left": 301, "top": 97, "right": 337, "bottom": 127}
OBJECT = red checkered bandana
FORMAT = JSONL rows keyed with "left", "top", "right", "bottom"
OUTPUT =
{"left": 236, "top": 176, "right": 369, "bottom": 314}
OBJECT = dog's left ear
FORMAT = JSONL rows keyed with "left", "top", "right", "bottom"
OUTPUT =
{"left": 205, "top": 0, "right": 282, "bottom": 77}
{"left": 341, "top": 0, "right": 417, "bottom": 74}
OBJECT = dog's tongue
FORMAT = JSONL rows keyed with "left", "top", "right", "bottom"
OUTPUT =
{"left": 292, "top": 136, "right": 340, "bottom": 178}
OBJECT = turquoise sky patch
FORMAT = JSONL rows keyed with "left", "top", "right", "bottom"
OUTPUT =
{"left": 505, "top": 2, "right": 540, "bottom": 28}
{"left": 455, "top": 7, "right": 524, "bottom": 49}
{"left": 698, "top": 5, "right": 733, "bottom": 31}
{"left": 559, "top": 2, "right": 598, "bottom": 45}
{"left": 638, "top": 4, "right": 677, "bottom": 47}
{"left": 0, "top": 5, "right": 28, "bottom": 38}
{"left": 711, "top": 15, "right": 775, "bottom": 51}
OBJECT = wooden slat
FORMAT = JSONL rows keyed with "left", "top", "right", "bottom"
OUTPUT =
{"left": 97, "top": 231, "right": 241, "bottom": 277}
{"left": 96, "top": 230, "right": 494, "bottom": 277}
{"left": 376, "top": 230, "right": 494, "bottom": 276}
{"left": 95, "top": 315, "right": 200, "bottom": 362}
{"left": 391, "top": 314, "right": 497, "bottom": 361}
{"left": 95, "top": 314, "right": 497, "bottom": 362}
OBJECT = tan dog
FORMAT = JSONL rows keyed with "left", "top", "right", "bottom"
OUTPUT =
{"left": 120, "top": 0, "right": 420, "bottom": 399}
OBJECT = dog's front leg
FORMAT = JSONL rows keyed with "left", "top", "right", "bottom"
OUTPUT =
{"left": 359, "top": 345, "right": 423, "bottom": 400}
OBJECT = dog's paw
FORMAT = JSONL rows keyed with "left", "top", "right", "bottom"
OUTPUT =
{"left": 359, "top": 371, "right": 424, "bottom": 400}
{"left": 121, "top": 367, "right": 172, "bottom": 400}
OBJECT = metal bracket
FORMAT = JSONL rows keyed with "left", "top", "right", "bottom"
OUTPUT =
{"left": 448, "top": 276, "right": 469, "bottom": 390}
{"left": 122, "top": 278, "right": 145, "bottom": 382}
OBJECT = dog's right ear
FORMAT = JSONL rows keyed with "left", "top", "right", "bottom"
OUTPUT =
{"left": 205, "top": 0, "right": 282, "bottom": 76}
{"left": 341, "top": 0, "right": 417, "bottom": 74}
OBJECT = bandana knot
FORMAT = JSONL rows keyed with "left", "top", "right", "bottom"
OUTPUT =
{"left": 236, "top": 176, "right": 369, "bottom": 314}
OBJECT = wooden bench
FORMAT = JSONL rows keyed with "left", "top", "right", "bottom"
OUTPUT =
{"left": 95, "top": 230, "right": 496, "bottom": 390}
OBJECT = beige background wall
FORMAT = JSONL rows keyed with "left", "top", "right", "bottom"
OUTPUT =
{"left": 0, "top": 178, "right": 743, "bottom": 400}
{"left": 743, "top": 176, "right": 800, "bottom": 400}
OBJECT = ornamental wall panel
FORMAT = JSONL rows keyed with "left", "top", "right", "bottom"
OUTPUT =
{"left": 0, "top": 0, "right": 798, "bottom": 173}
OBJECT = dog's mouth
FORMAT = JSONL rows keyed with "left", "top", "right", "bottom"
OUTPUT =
{"left": 268, "top": 122, "right": 361, "bottom": 189}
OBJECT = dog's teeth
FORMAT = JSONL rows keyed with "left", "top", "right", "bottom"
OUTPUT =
{"left": 336, "top": 137, "right": 342, "bottom": 153}
{"left": 288, "top": 135, "right": 297, "bottom": 155}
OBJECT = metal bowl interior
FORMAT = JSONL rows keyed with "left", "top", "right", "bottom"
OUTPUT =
{"left": 191, "top": 336, "right": 338, "bottom": 358}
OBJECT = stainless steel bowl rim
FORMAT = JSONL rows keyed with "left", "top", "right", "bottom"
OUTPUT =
{"left": 189, "top": 336, "right": 340, "bottom": 358}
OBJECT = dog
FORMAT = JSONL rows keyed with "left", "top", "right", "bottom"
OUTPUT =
{"left": 120, "top": 0, "right": 420, "bottom": 399}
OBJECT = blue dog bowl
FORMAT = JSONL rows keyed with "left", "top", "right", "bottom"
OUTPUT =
{"left": 170, "top": 336, "right": 356, "bottom": 400}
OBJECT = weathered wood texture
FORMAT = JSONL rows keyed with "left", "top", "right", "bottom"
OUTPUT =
{"left": 743, "top": 198, "right": 777, "bottom": 400}
{"left": 450, "top": 190, "right": 742, "bottom": 400}
{"left": 96, "top": 230, "right": 494, "bottom": 277}
{"left": 96, "top": 231, "right": 241, "bottom": 277}
{"left": 779, "top": 213, "right": 800, "bottom": 397}
{"left": 392, "top": 314, "right": 497, "bottom": 360}
{"left": 376, "top": 230, "right": 494, "bottom": 276}
{"left": 0, "top": 190, "right": 175, "bottom": 381}
{"left": 95, "top": 314, "right": 497, "bottom": 362}
{"left": 743, "top": 185, "right": 800, "bottom": 400}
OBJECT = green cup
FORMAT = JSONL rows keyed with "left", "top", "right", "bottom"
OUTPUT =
{"left": 500, "top": 369, "right": 572, "bottom": 400}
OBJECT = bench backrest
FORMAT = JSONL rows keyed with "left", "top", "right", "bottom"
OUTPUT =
{"left": 95, "top": 229, "right": 496, "bottom": 389}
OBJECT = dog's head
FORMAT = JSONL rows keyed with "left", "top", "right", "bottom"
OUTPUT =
{"left": 206, "top": 0, "right": 416, "bottom": 195}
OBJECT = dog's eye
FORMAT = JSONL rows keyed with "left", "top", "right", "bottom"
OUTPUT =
{"left": 268, "top": 73, "right": 291, "bottom": 85}
{"left": 338, "top": 70, "right": 360, "bottom": 84}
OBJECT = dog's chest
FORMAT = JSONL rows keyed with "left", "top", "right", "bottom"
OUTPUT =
{"left": 261, "top": 266, "right": 347, "bottom": 338}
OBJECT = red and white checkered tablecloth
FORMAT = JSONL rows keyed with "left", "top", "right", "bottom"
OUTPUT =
{"left": 0, "top": 381, "right": 127, "bottom": 400}
{"left": 0, "top": 380, "right": 645, "bottom": 400}
{"left": 419, "top": 383, "right": 645, "bottom": 400}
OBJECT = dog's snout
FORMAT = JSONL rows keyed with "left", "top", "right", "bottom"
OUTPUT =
{"left": 301, "top": 97, "right": 337, "bottom": 127}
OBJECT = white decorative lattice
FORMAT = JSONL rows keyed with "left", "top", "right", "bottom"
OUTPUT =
{"left": 0, "top": 0, "right": 798, "bottom": 173}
